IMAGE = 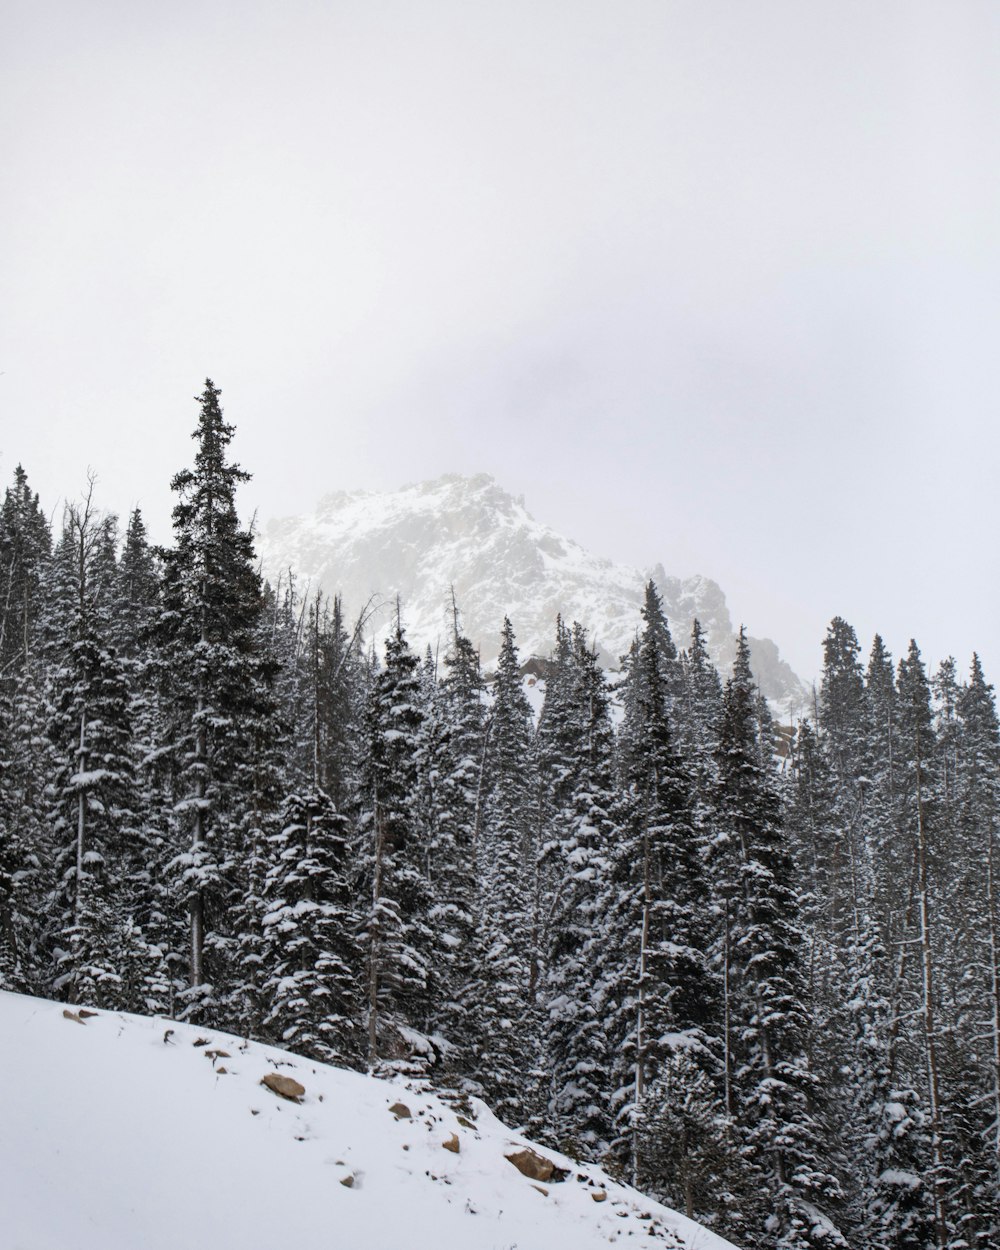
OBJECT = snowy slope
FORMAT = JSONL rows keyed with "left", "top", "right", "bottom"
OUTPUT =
{"left": 258, "top": 473, "right": 807, "bottom": 710}
{"left": 2, "top": 991, "right": 739, "bottom": 1250}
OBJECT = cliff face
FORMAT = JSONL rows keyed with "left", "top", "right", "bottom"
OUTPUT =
{"left": 259, "top": 472, "right": 808, "bottom": 707}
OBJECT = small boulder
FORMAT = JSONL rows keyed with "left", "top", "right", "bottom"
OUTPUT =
{"left": 389, "top": 1101, "right": 412, "bottom": 1119}
{"left": 340, "top": 1174, "right": 355, "bottom": 1189}
{"left": 442, "top": 1133, "right": 460, "bottom": 1153}
{"left": 591, "top": 1190, "right": 608, "bottom": 1203}
{"left": 260, "top": 1073, "right": 306, "bottom": 1102}
{"left": 505, "top": 1147, "right": 557, "bottom": 1182}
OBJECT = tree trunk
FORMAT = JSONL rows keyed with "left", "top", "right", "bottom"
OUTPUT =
{"left": 367, "top": 797, "right": 385, "bottom": 1066}
{"left": 75, "top": 709, "right": 87, "bottom": 924}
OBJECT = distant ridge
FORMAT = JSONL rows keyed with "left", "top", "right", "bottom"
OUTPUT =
{"left": 259, "top": 473, "right": 808, "bottom": 710}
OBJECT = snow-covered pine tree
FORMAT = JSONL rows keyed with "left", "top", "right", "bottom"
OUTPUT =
{"left": 606, "top": 584, "right": 717, "bottom": 1206}
{"left": 42, "top": 494, "right": 142, "bottom": 1009}
{"left": 784, "top": 618, "right": 873, "bottom": 1227}
{"left": 542, "top": 624, "right": 615, "bottom": 1159}
{"left": 312, "top": 594, "right": 365, "bottom": 812}
{"left": 893, "top": 641, "right": 949, "bottom": 1248}
{"left": 0, "top": 466, "right": 52, "bottom": 990}
{"left": 357, "top": 609, "right": 434, "bottom": 1069}
{"left": 260, "top": 787, "right": 361, "bottom": 1065}
{"left": 929, "top": 655, "right": 996, "bottom": 1247}
{"left": 421, "top": 599, "right": 485, "bottom": 1076}
{"left": 952, "top": 655, "right": 1000, "bottom": 1246}
{"left": 709, "top": 629, "right": 845, "bottom": 1249}
{"left": 473, "top": 617, "right": 540, "bottom": 1124}
{"left": 676, "top": 618, "right": 723, "bottom": 839}
{"left": 0, "top": 464, "right": 51, "bottom": 689}
{"left": 116, "top": 508, "right": 160, "bottom": 658}
{"left": 152, "top": 380, "right": 278, "bottom": 1023}
{"left": 854, "top": 633, "right": 938, "bottom": 1250}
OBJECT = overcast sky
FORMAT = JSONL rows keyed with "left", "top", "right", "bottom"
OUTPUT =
{"left": 2, "top": 1, "right": 998, "bottom": 682}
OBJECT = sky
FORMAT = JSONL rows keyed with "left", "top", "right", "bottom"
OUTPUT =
{"left": 2, "top": 0, "right": 998, "bottom": 683}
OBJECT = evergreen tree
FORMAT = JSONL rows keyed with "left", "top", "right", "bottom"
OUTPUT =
{"left": 955, "top": 656, "right": 1000, "bottom": 1241}
{"left": 0, "top": 464, "right": 51, "bottom": 692}
{"left": 0, "top": 465, "right": 52, "bottom": 991}
{"left": 260, "top": 787, "right": 361, "bottom": 1065}
{"left": 42, "top": 495, "right": 144, "bottom": 1009}
{"left": 153, "top": 379, "right": 278, "bottom": 1021}
{"left": 421, "top": 600, "right": 484, "bottom": 1073}
{"left": 543, "top": 625, "right": 615, "bottom": 1157}
{"left": 606, "top": 584, "right": 715, "bottom": 1195}
{"left": 358, "top": 610, "right": 433, "bottom": 1068}
{"left": 474, "top": 617, "right": 539, "bottom": 1123}
{"left": 710, "top": 629, "right": 845, "bottom": 1248}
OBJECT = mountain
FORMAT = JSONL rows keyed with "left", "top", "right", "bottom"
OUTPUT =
{"left": 2, "top": 990, "right": 739, "bottom": 1250}
{"left": 259, "top": 473, "right": 807, "bottom": 710}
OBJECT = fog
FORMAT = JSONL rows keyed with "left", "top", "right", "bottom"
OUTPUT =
{"left": 3, "top": 0, "right": 998, "bottom": 680}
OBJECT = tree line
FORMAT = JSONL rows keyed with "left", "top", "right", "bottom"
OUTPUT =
{"left": 1, "top": 381, "right": 998, "bottom": 1249}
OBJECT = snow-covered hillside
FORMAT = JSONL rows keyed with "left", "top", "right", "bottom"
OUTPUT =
{"left": 259, "top": 473, "right": 807, "bottom": 710}
{"left": 2, "top": 991, "right": 739, "bottom": 1250}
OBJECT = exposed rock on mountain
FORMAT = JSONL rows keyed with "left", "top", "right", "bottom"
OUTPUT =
{"left": 259, "top": 473, "right": 807, "bottom": 709}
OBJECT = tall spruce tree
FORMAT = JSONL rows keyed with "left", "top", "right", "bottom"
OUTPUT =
{"left": 542, "top": 625, "right": 615, "bottom": 1158}
{"left": 473, "top": 617, "right": 539, "bottom": 1123}
{"left": 421, "top": 601, "right": 484, "bottom": 1073}
{"left": 0, "top": 466, "right": 52, "bottom": 990}
{"left": 259, "top": 787, "right": 361, "bottom": 1065}
{"left": 43, "top": 497, "right": 142, "bottom": 1008}
{"left": 710, "top": 629, "right": 845, "bottom": 1248}
{"left": 153, "top": 380, "right": 278, "bottom": 1021}
{"left": 606, "top": 584, "right": 716, "bottom": 1201}
{"left": 357, "top": 610, "right": 434, "bottom": 1068}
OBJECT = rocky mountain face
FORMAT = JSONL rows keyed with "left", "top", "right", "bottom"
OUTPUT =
{"left": 259, "top": 473, "right": 808, "bottom": 709}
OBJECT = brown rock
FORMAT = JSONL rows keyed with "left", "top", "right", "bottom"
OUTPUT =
{"left": 457, "top": 1115, "right": 476, "bottom": 1129}
{"left": 340, "top": 1174, "right": 355, "bottom": 1188}
{"left": 442, "top": 1133, "right": 460, "bottom": 1153}
{"left": 531, "top": 1185, "right": 549, "bottom": 1197}
{"left": 389, "top": 1101, "right": 412, "bottom": 1119}
{"left": 591, "top": 1190, "right": 608, "bottom": 1203}
{"left": 260, "top": 1072, "right": 306, "bottom": 1102}
{"left": 78, "top": 1008, "right": 98, "bottom": 1019}
{"left": 505, "top": 1147, "right": 557, "bottom": 1182}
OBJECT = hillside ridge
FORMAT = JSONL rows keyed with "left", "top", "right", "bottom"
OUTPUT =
{"left": 1, "top": 990, "right": 739, "bottom": 1250}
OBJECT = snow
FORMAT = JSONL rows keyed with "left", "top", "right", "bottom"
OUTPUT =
{"left": 257, "top": 472, "right": 808, "bottom": 709}
{"left": 879, "top": 1169, "right": 921, "bottom": 1189}
{"left": 1, "top": 990, "right": 740, "bottom": 1250}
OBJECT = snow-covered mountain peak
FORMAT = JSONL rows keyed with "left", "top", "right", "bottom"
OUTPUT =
{"left": 259, "top": 474, "right": 807, "bottom": 710}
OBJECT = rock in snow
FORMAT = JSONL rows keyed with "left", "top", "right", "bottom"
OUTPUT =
{"left": 260, "top": 1072, "right": 306, "bottom": 1101}
{"left": 1, "top": 990, "right": 740, "bottom": 1250}
{"left": 258, "top": 473, "right": 808, "bottom": 709}
{"left": 505, "top": 1145, "right": 564, "bottom": 1182}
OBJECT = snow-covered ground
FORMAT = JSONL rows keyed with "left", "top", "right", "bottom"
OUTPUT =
{"left": 1, "top": 990, "right": 738, "bottom": 1250}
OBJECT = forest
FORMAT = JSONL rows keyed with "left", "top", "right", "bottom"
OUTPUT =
{"left": 1, "top": 382, "right": 998, "bottom": 1250}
